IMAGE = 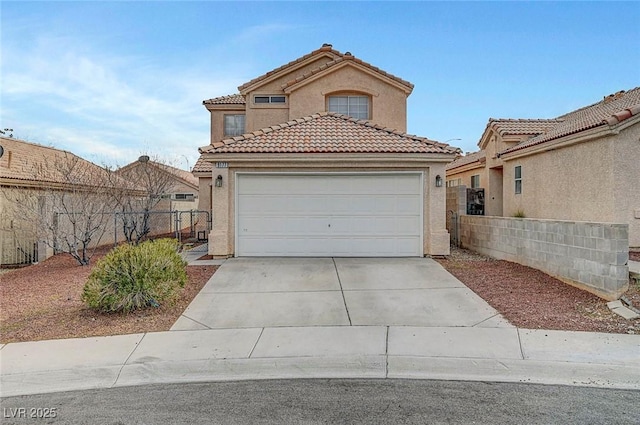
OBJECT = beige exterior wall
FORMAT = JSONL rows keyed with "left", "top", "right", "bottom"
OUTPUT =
{"left": 207, "top": 104, "right": 246, "bottom": 144}
{"left": 287, "top": 65, "right": 408, "bottom": 132}
{"left": 197, "top": 176, "right": 212, "bottom": 213}
{"left": 502, "top": 136, "right": 617, "bottom": 221}
{"left": 205, "top": 155, "right": 453, "bottom": 258}
{"left": 612, "top": 122, "right": 640, "bottom": 247}
{"left": 446, "top": 165, "right": 487, "bottom": 189}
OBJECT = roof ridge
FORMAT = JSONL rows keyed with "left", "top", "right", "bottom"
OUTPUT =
{"left": 281, "top": 54, "right": 414, "bottom": 91}
{"left": 238, "top": 44, "right": 343, "bottom": 92}
{"left": 198, "top": 112, "right": 460, "bottom": 155}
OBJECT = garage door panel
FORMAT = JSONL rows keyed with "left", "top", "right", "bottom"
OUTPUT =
{"left": 237, "top": 174, "right": 423, "bottom": 257}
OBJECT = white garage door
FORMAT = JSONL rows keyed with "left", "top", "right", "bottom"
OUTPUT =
{"left": 236, "top": 173, "right": 423, "bottom": 257}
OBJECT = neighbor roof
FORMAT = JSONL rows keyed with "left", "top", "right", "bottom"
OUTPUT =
{"left": 485, "top": 119, "right": 563, "bottom": 137}
{"left": 198, "top": 112, "right": 459, "bottom": 155}
{"left": 446, "top": 150, "right": 486, "bottom": 171}
{"left": 502, "top": 87, "right": 640, "bottom": 155}
{"left": 0, "top": 136, "right": 130, "bottom": 189}
{"left": 118, "top": 159, "right": 199, "bottom": 189}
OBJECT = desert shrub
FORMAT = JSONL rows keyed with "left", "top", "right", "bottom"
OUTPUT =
{"left": 82, "top": 238, "right": 187, "bottom": 313}
{"left": 512, "top": 209, "right": 526, "bottom": 218}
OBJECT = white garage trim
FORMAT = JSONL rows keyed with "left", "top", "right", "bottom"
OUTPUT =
{"left": 235, "top": 172, "right": 424, "bottom": 257}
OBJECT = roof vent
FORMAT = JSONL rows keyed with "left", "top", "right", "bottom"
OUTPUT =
{"left": 344, "top": 51, "right": 352, "bottom": 56}
{"left": 138, "top": 155, "right": 150, "bottom": 163}
{"left": 322, "top": 43, "right": 332, "bottom": 48}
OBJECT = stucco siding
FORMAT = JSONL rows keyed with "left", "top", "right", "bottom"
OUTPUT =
{"left": 288, "top": 65, "right": 408, "bottom": 132}
{"left": 502, "top": 137, "right": 616, "bottom": 221}
{"left": 207, "top": 157, "right": 451, "bottom": 258}
{"left": 613, "top": 122, "right": 640, "bottom": 247}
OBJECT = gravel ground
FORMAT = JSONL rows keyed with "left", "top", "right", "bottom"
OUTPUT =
{"left": 1, "top": 246, "right": 638, "bottom": 343}
{"left": 0, "top": 247, "right": 216, "bottom": 343}
{"left": 437, "top": 247, "right": 640, "bottom": 334}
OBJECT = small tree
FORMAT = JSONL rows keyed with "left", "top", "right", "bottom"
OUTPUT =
{"left": 112, "top": 155, "right": 177, "bottom": 244}
{"left": 2, "top": 151, "right": 120, "bottom": 265}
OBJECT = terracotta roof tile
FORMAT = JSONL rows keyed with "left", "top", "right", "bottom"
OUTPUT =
{"left": 281, "top": 55, "right": 413, "bottom": 92}
{"left": 486, "top": 119, "right": 563, "bottom": 137}
{"left": 446, "top": 151, "right": 486, "bottom": 171}
{"left": 0, "top": 136, "right": 130, "bottom": 188}
{"left": 237, "top": 44, "right": 342, "bottom": 93}
{"left": 192, "top": 156, "right": 213, "bottom": 174}
{"left": 202, "top": 94, "right": 245, "bottom": 105}
{"left": 503, "top": 87, "right": 640, "bottom": 155}
{"left": 198, "top": 112, "right": 460, "bottom": 155}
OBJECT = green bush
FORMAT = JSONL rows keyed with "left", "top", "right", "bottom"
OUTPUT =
{"left": 82, "top": 238, "right": 187, "bottom": 313}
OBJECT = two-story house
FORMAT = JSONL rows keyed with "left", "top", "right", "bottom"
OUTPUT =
{"left": 194, "top": 44, "right": 460, "bottom": 258}
{"left": 446, "top": 88, "right": 640, "bottom": 247}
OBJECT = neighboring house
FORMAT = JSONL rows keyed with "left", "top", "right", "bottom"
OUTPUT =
{"left": 194, "top": 44, "right": 460, "bottom": 258}
{"left": 117, "top": 158, "right": 199, "bottom": 211}
{"left": 446, "top": 88, "right": 640, "bottom": 247}
{"left": 0, "top": 136, "right": 129, "bottom": 265}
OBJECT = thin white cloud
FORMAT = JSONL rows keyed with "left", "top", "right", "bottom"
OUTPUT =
{"left": 2, "top": 33, "right": 243, "bottom": 170}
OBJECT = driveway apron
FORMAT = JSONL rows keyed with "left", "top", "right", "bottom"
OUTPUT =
{"left": 172, "top": 257, "right": 509, "bottom": 330}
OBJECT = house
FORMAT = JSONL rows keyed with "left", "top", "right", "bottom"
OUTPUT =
{"left": 117, "top": 158, "right": 199, "bottom": 210}
{"left": 446, "top": 88, "right": 640, "bottom": 247}
{"left": 194, "top": 44, "right": 460, "bottom": 258}
{"left": 0, "top": 136, "right": 130, "bottom": 265}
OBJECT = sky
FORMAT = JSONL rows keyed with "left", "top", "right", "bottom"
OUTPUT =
{"left": 1, "top": 1, "right": 639, "bottom": 170}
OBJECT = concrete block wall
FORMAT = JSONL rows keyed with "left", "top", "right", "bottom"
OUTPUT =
{"left": 460, "top": 216, "right": 629, "bottom": 300}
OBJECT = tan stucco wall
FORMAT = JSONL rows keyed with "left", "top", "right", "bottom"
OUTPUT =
{"left": 288, "top": 65, "right": 408, "bottom": 132}
{"left": 204, "top": 155, "right": 453, "bottom": 258}
{"left": 502, "top": 136, "right": 617, "bottom": 221}
{"left": 197, "top": 176, "right": 212, "bottom": 212}
{"left": 446, "top": 165, "right": 487, "bottom": 189}
{"left": 613, "top": 122, "right": 640, "bottom": 247}
{"left": 207, "top": 105, "right": 246, "bottom": 143}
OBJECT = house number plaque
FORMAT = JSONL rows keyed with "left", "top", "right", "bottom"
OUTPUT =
{"left": 215, "top": 162, "right": 229, "bottom": 168}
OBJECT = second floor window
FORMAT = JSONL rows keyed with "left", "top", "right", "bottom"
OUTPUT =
{"left": 328, "top": 95, "right": 370, "bottom": 120}
{"left": 515, "top": 165, "right": 522, "bottom": 194}
{"left": 254, "top": 95, "right": 286, "bottom": 104}
{"left": 471, "top": 175, "right": 480, "bottom": 188}
{"left": 224, "top": 114, "right": 245, "bottom": 137}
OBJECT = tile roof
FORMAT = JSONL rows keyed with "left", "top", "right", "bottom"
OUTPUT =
{"left": 202, "top": 94, "right": 245, "bottom": 105}
{"left": 192, "top": 156, "right": 213, "bottom": 174}
{"left": 0, "top": 136, "right": 130, "bottom": 189}
{"left": 118, "top": 159, "right": 199, "bottom": 188}
{"left": 502, "top": 87, "right": 640, "bottom": 155}
{"left": 281, "top": 52, "right": 413, "bottom": 93}
{"left": 485, "top": 119, "right": 563, "bottom": 137}
{"left": 237, "top": 44, "right": 413, "bottom": 94}
{"left": 198, "top": 112, "right": 459, "bottom": 155}
{"left": 237, "top": 44, "right": 342, "bottom": 93}
{"left": 446, "top": 150, "right": 486, "bottom": 171}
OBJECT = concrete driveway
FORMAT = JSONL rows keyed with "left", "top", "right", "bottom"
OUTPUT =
{"left": 172, "top": 257, "right": 511, "bottom": 330}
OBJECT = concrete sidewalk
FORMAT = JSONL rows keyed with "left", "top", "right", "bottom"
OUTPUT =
{"left": 1, "top": 326, "right": 639, "bottom": 397}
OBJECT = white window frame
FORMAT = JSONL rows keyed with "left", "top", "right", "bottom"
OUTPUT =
{"left": 327, "top": 95, "right": 370, "bottom": 120}
{"left": 471, "top": 174, "right": 480, "bottom": 189}
{"left": 224, "top": 114, "right": 245, "bottom": 137}
{"left": 515, "top": 166, "right": 522, "bottom": 194}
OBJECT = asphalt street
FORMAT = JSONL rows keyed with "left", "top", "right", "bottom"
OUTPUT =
{"left": 1, "top": 379, "right": 639, "bottom": 425}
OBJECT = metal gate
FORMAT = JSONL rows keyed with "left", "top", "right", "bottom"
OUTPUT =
{"left": 177, "top": 210, "right": 211, "bottom": 243}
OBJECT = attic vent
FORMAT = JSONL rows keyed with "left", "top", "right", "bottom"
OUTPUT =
{"left": 322, "top": 43, "right": 332, "bottom": 48}
{"left": 344, "top": 51, "right": 352, "bottom": 56}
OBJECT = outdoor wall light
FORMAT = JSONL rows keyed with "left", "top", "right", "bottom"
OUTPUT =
{"left": 215, "top": 175, "right": 223, "bottom": 187}
{"left": 435, "top": 174, "right": 443, "bottom": 187}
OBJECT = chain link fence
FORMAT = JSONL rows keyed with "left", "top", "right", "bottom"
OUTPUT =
{"left": 112, "top": 210, "right": 211, "bottom": 245}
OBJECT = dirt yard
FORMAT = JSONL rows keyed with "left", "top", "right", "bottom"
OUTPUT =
{"left": 1, "top": 246, "right": 638, "bottom": 343}
{"left": 0, "top": 247, "right": 216, "bottom": 343}
{"left": 436, "top": 248, "right": 640, "bottom": 334}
